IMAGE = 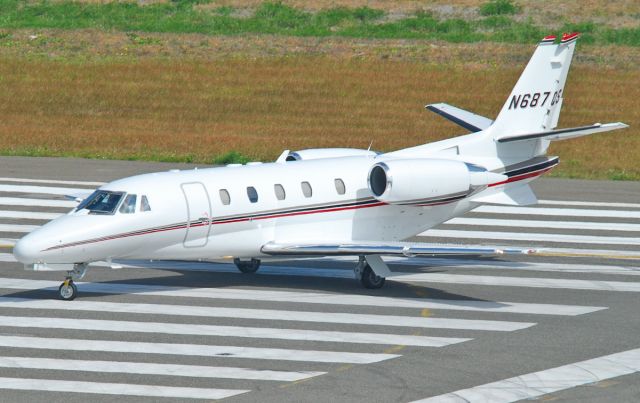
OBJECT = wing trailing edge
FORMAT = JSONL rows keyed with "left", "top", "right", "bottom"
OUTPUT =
{"left": 425, "top": 103, "right": 493, "bottom": 133}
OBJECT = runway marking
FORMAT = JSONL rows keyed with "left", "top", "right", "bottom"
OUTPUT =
{"left": 445, "top": 217, "right": 640, "bottom": 232}
{"left": 0, "top": 184, "right": 88, "bottom": 196}
{"left": 0, "top": 335, "right": 398, "bottom": 364}
{"left": 0, "top": 177, "right": 105, "bottom": 186}
{"left": 0, "top": 197, "right": 77, "bottom": 208}
{"left": 0, "top": 224, "right": 39, "bottom": 233}
{"left": 0, "top": 315, "right": 470, "bottom": 347}
{"left": 538, "top": 199, "right": 640, "bottom": 209}
{"left": 411, "top": 347, "right": 640, "bottom": 403}
{"left": 398, "top": 257, "right": 640, "bottom": 276}
{"left": 0, "top": 377, "right": 248, "bottom": 400}
{"left": 0, "top": 210, "right": 62, "bottom": 220}
{"left": 0, "top": 277, "right": 606, "bottom": 316}
{"left": 397, "top": 273, "right": 640, "bottom": 292}
{"left": 0, "top": 239, "right": 16, "bottom": 247}
{"left": 0, "top": 356, "right": 324, "bottom": 381}
{"left": 421, "top": 229, "right": 640, "bottom": 246}
{"left": 473, "top": 205, "right": 640, "bottom": 219}
{"left": 0, "top": 297, "right": 534, "bottom": 332}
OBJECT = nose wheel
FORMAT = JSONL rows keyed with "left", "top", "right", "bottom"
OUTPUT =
{"left": 58, "top": 263, "right": 87, "bottom": 301}
{"left": 58, "top": 279, "right": 78, "bottom": 301}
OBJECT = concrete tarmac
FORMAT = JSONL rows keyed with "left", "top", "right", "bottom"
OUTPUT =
{"left": 0, "top": 156, "right": 639, "bottom": 402}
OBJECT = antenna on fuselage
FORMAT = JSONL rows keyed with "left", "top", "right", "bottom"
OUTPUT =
{"left": 367, "top": 140, "right": 373, "bottom": 151}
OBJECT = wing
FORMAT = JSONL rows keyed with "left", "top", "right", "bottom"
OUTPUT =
{"left": 261, "top": 241, "right": 535, "bottom": 257}
{"left": 425, "top": 103, "right": 493, "bottom": 133}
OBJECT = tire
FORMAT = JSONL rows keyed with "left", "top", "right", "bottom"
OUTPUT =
{"left": 234, "top": 258, "right": 260, "bottom": 274}
{"left": 360, "top": 264, "right": 385, "bottom": 289}
{"left": 59, "top": 281, "right": 78, "bottom": 301}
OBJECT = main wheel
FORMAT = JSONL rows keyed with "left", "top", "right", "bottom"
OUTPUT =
{"left": 58, "top": 280, "right": 78, "bottom": 301}
{"left": 234, "top": 258, "right": 261, "bottom": 274}
{"left": 360, "top": 264, "right": 385, "bottom": 289}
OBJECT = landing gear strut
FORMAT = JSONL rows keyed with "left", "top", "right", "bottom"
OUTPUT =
{"left": 234, "top": 258, "right": 261, "bottom": 274}
{"left": 354, "top": 256, "right": 386, "bottom": 289}
{"left": 58, "top": 263, "right": 87, "bottom": 301}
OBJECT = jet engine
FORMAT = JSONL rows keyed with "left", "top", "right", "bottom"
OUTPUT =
{"left": 286, "top": 148, "right": 378, "bottom": 161}
{"left": 367, "top": 158, "right": 506, "bottom": 205}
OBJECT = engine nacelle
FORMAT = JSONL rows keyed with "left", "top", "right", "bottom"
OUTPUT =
{"left": 286, "top": 148, "right": 377, "bottom": 161}
{"left": 367, "top": 158, "right": 506, "bottom": 206}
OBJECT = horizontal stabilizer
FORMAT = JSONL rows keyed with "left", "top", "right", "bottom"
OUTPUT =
{"left": 497, "top": 122, "right": 628, "bottom": 143}
{"left": 262, "top": 241, "right": 535, "bottom": 257}
{"left": 426, "top": 103, "right": 493, "bottom": 133}
{"left": 472, "top": 184, "right": 538, "bottom": 206}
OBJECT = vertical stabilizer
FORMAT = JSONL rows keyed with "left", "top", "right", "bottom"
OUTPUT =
{"left": 489, "top": 33, "right": 579, "bottom": 138}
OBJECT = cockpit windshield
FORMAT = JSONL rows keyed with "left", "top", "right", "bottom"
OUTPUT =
{"left": 76, "top": 190, "right": 125, "bottom": 215}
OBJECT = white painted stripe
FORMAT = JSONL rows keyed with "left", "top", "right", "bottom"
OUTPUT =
{"left": 0, "top": 224, "right": 39, "bottom": 233}
{"left": 446, "top": 217, "right": 640, "bottom": 232}
{"left": 474, "top": 205, "right": 640, "bottom": 219}
{"left": 539, "top": 199, "right": 640, "bottom": 209}
{"left": 0, "top": 177, "right": 105, "bottom": 186}
{"left": 396, "top": 273, "right": 640, "bottom": 292}
{"left": 0, "top": 184, "right": 87, "bottom": 196}
{"left": 0, "top": 356, "right": 323, "bottom": 382}
{"left": 0, "top": 197, "right": 77, "bottom": 208}
{"left": 0, "top": 316, "right": 469, "bottom": 347}
{"left": 0, "top": 239, "right": 16, "bottom": 247}
{"left": 0, "top": 210, "right": 61, "bottom": 220}
{"left": 403, "top": 257, "right": 640, "bottom": 276}
{"left": 0, "top": 335, "right": 398, "bottom": 364}
{"left": 412, "top": 348, "right": 640, "bottom": 403}
{"left": 0, "top": 297, "right": 534, "bottom": 332}
{"left": 0, "top": 377, "right": 247, "bottom": 399}
{"left": 421, "top": 229, "right": 640, "bottom": 246}
{"left": 0, "top": 277, "right": 605, "bottom": 316}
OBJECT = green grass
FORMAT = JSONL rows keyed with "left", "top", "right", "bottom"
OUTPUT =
{"left": 0, "top": 1, "right": 639, "bottom": 46}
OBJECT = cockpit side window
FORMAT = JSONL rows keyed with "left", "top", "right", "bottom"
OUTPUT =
{"left": 78, "top": 190, "right": 125, "bottom": 215}
{"left": 119, "top": 194, "right": 137, "bottom": 214}
{"left": 140, "top": 195, "right": 151, "bottom": 212}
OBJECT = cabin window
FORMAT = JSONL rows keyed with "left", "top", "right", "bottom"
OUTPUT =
{"left": 119, "top": 194, "right": 137, "bottom": 214}
{"left": 334, "top": 178, "right": 346, "bottom": 195}
{"left": 140, "top": 195, "right": 151, "bottom": 212}
{"left": 274, "top": 184, "right": 286, "bottom": 200}
{"left": 76, "top": 190, "right": 124, "bottom": 215}
{"left": 247, "top": 186, "right": 258, "bottom": 203}
{"left": 219, "top": 189, "right": 231, "bottom": 205}
{"left": 301, "top": 181, "right": 312, "bottom": 198}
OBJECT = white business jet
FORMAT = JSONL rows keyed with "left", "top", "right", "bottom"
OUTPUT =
{"left": 14, "top": 33, "right": 628, "bottom": 300}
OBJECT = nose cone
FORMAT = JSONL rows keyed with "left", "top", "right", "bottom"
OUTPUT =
{"left": 13, "top": 234, "right": 41, "bottom": 264}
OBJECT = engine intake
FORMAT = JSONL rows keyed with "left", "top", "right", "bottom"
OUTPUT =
{"left": 367, "top": 158, "right": 505, "bottom": 206}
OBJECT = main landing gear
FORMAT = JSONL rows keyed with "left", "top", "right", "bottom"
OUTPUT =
{"left": 354, "top": 256, "right": 387, "bottom": 289}
{"left": 58, "top": 263, "right": 87, "bottom": 301}
{"left": 234, "top": 258, "right": 261, "bottom": 274}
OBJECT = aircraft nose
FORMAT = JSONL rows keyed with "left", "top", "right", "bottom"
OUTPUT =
{"left": 13, "top": 235, "right": 41, "bottom": 264}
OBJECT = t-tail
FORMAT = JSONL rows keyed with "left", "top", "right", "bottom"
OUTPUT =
{"left": 487, "top": 33, "right": 628, "bottom": 154}
{"left": 426, "top": 32, "right": 628, "bottom": 160}
{"left": 421, "top": 33, "right": 628, "bottom": 206}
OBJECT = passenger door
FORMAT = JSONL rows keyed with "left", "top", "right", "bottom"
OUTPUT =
{"left": 181, "top": 182, "right": 211, "bottom": 248}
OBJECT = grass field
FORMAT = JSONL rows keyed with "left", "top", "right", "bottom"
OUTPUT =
{"left": 0, "top": 0, "right": 638, "bottom": 180}
{"left": 1, "top": 1, "right": 639, "bottom": 45}
{"left": 1, "top": 43, "right": 637, "bottom": 179}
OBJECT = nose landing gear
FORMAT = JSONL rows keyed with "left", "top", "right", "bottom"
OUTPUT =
{"left": 58, "top": 263, "right": 88, "bottom": 301}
